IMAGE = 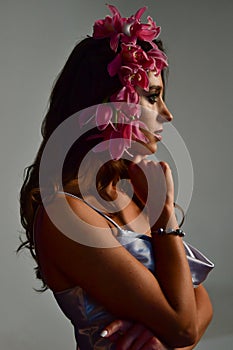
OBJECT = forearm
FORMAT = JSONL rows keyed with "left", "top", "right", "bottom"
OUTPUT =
{"left": 151, "top": 209, "right": 197, "bottom": 328}
{"left": 174, "top": 284, "right": 213, "bottom": 349}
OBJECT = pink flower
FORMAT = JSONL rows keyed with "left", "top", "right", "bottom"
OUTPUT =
{"left": 95, "top": 104, "right": 113, "bottom": 130}
{"left": 131, "top": 6, "right": 148, "bottom": 21}
{"left": 108, "top": 43, "right": 155, "bottom": 77}
{"left": 110, "top": 84, "right": 139, "bottom": 104}
{"left": 131, "top": 120, "right": 149, "bottom": 143}
{"left": 108, "top": 121, "right": 148, "bottom": 160}
{"left": 91, "top": 107, "right": 150, "bottom": 160}
{"left": 130, "top": 16, "right": 161, "bottom": 43}
{"left": 93, "top": 5, "right": 159, "bottom": 53}
{"left": 121, "top": 44, "right": 155, "bottom": 69}
{"left": 108, "top": 52, "right": 122, "bottom": 77}
{"left": 90, "top": 5, "right": 169, "bottom": 160}
{"left": 113, "top": 101, "right": 141, "bottom": 120}
{"left": 91, "top": 124, "right": 130, "bottom": 160}
{"left": 147, "top": 47, "right": 168, "bottom": 75}
{"left": 109, "top": 126, "right": 130, "bottom": 159}
{"left": 121, "top": 6, "right": 147, "bottom": 42}
{"left": 93, "top": 5, "right": 125, "bottom": 52}
{"left": 119, "top": 64, "right": 149, "bottom": 91}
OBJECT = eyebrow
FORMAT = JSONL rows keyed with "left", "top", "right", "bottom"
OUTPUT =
{"left": 149, "top": 85, "right": 162, "bottom": 92}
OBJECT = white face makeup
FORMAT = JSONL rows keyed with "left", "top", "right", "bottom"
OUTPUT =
{"left": 136, "top": 72, "right": 173, "bottom": 154}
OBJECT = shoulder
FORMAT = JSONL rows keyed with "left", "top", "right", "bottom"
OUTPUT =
{"left": 34, "top": 193, "right": 119, "bottom": 291}
{"left": 36, "top": 192, "right": 117, "bottom": 247}
{"left": 44, "top": 192, "right": 110, "bottom": 226}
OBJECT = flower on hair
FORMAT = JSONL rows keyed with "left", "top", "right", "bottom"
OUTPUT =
{"left": 85, "top": 5, "right": 168, "bottom": 159}
{"left": 93, "top": 4, "right": 168, "bottom": 105}
{"left": 93, "top": 5, "right": 161, "bottom": 51}
{"left": 79, "top": 102, "right": 146, "bottom": 160}
{"left": 92, "top": 117, "right": 149, "bottom": 160}
{"left": 128, "top": 15, "right": 161, "bottom": 45}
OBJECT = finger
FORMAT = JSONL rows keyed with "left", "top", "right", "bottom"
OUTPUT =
{"left": 100, "top": 319, "right": 132, "bottom": 338}
{"left": 128, "top": 160, "right": 164, "bottom": 204}
{"left": 130, "top": 329, "right": 156, "bottom": 350}
{"left": 140, "top": 336, "right": 171, "bottom": 350}
{"left": 159, "top": 161, "right": 174, "bottom": 201}
{"left": 128, "top": 161, "right": 148, "bottom": 204}
{"left": 140, "top": 336, "right": 161, "bottom": 350}
{"left": 115, "top": 323, "right": 146, "bottom": 350}
{"left": 129, "top": 159, "right": 174, "bottom": 228}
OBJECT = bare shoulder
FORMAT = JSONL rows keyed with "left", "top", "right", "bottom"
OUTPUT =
{"left": 34, "top": 193, "right": 118, "bottom": 291}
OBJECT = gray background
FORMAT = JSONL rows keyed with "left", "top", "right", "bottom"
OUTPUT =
{"left": 1, "top": 0, "right": 233, "bottom": 349}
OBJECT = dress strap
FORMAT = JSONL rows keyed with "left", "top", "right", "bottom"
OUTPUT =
{"left": 57, "top": 191, "right": 124, "bottom": 232}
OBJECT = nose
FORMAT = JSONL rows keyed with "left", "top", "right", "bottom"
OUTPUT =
{"left": 158, "top": 100, "right": 173, "bottom": 123}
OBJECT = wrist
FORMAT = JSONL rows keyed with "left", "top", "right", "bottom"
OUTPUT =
{"left": 151, "top": 228, "right": 185, "bottom": 237}
{"left": 150, "top": 204, "right": 178, "bottom": 231}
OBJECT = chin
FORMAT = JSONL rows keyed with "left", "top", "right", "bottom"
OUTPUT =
{"left": 148, "top": 147, "right": 157, "bottom": 155}
{"left": 131, "top": 140, "right": 158, "bottom": 157}
{"left": 144, "top": 141, "right": 158, "bottom": 154}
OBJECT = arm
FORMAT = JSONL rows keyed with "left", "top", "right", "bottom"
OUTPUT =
{"left": 129, "top": 160, "right": 198, "bottom": 346}
{"left": 39, "top": 161, "right": 198, "bottom": 348}
{"left": 41, "top": 197, "right": 196, "bottom": 347}
{"left": 175, "top": 284, "right": 213, "bottom": 350}
{"left": 103, "top": 284, "right": 212, "bottom": 349}
{"left": 101, "top": 319, "right": 170, "bottom": 349}
{"left": 102, "top": 158, "right": 213, "bottom": 349}
{"left": 147, "top": 163, "right": 213, "bottom": 348}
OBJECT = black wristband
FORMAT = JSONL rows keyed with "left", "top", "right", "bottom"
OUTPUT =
{"left": 151, "top": 228, "right": 185, "bottom": 237}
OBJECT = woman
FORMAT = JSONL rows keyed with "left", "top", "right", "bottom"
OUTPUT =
{"left": 19, "top": 5, "right": 214, "bottom": 349}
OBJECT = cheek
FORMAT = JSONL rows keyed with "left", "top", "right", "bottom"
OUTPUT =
{"left": 140, "top": 109, "right": 159, "bottom": 132}
{"left": 140, "top": 98, "right": 159, "bottom": 127}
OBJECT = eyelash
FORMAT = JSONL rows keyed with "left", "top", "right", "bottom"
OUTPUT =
{"left": 147, "top": 93, "right": 160, "bottom": 104}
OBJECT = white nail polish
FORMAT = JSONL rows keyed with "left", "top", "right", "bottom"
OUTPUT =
{"left": 100, "top": 330, "right": 108, "bottom": 338}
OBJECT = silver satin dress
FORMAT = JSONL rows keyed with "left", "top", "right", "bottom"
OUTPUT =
{"left": 51, "top": 193, "right": 214, "bottom": 349}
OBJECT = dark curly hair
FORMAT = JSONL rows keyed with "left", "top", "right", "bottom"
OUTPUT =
{"left": 18, "top": 36, "right": 168, "bottom": 290}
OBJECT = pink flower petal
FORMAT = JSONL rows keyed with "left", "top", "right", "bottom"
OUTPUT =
{"left": 109, "top": 134, "right": 126, "bottom": 160}
{"left": 134, "top": 68, "right": 149, "bottom": 90}
{"left": 137, "top": 29, "right": 158, "bottom": 42}
{"left": 95, "top": 104, "right": 113, "bottom": 130}
{"left": 134, "top": 7, "right": 147, "bottom": 20}
{"left": 147, "top": 17, "right": 161, "bottom": 38}
{"left": 117, "top": 102, "right": 140, "bottom": 119}
{"left": 117, "top": 109, "right": 130, "bottom": 122}
{"left": 147, "top": 48, "right": 168, "bottom": 73}
{"left": 107, "top": 4, "right": 121, "bottom": 17}
{"left": 131, "top": 121, "right": 149, "bottom": 143}
{"left": 110, "top": 33, "right": 121, "bottom": 52}
{"left": 122, "top": 124, "right": 132, "bottom": 148}
{"left": 93, "top": 16, "right": 115, "bottom": 38}
{"left": 108, "top": 53, "right": 122, "bottom": 76}
{"left": 121, "top": 34, "right": 137, "bottom": 46}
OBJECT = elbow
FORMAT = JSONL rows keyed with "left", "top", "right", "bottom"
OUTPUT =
{"left": 167, "top": 321, "right": 198, "bottom": 348}
{"left": 176, "top": 324, "right": 198, "bottom": 347}
{"left": 172, "top": 295, "right": 214, "bottom": 347}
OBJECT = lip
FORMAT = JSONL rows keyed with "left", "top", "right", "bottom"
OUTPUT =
{"left": 153, "top": 129, "right": 163, "bottom": 141}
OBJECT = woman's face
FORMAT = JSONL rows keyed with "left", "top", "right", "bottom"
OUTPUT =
{"left": 136, "top": 71, "right": 173, "bottom": 154}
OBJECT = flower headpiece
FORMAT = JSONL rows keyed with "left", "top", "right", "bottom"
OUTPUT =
{"left": 81, "top": 5, "right": 168, "bottom": 159}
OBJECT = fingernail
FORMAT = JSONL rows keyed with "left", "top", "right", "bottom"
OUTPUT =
{"left": 100, "top": 329, "right": 108, "bottom": 338}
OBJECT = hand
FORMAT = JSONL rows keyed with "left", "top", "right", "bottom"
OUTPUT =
{"left": 128, "top": 160, "right": 175, "bottom": 229}
{"left": 101, "top": 319, "right": 172, "bottom": 350}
